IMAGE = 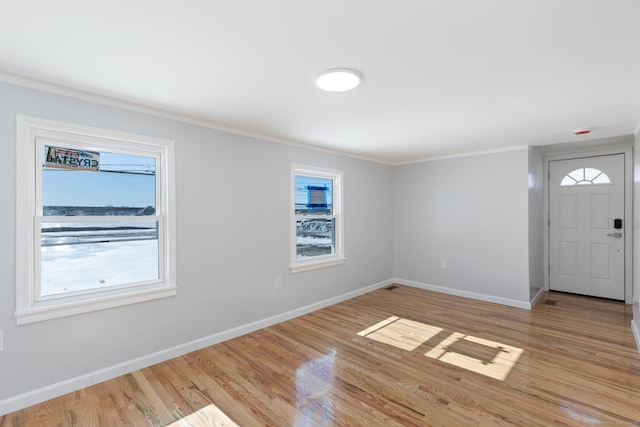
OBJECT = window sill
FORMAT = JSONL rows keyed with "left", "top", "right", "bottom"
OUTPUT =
{"left": 289, "top": 257, "right": 346, "bottom": 274}
{"left": 15, "top": 286, "right": 177, "bottom": 325}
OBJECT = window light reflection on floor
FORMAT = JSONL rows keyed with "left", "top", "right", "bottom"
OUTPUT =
{"left": 294, "top": 350, "right": 336, "bottom": 426}
{"left": 357, "top": 316, "right": 523, "bottom": 381}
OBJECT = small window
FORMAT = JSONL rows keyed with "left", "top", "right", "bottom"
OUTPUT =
{"left": 291, "top": 165, "right": 344, "bottom": 273}
{"left": 16, "top": 116, "right": 176, "bottom": 324}
{"left": 560, "top": 168, "right": 611, "bottom": 186}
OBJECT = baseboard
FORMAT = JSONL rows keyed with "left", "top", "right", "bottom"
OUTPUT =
{"left": 0, "top": 278, "right": 394, "bottom": 416}
{"left": 632, "top": 305, "right": 640, "bottom": 354}
{"left": 632, "top": 320, "right": 640, "bottom": 354}
{"left": 530, "top": 287, "right": 545, "bottom": 308}
{"left": 393, "top": 278, "right": 532, "bottom": 310}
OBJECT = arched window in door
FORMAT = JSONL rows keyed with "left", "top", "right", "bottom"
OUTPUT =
{"left": 560, "top": 168, "right": 611, "bottom": 186}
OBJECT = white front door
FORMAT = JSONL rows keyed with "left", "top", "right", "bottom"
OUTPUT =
{"left": 549, "top": 154, "right": 625, "bottom": 300}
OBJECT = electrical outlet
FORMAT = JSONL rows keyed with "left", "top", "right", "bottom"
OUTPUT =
{"left": 441, "top": 259, "right": 447, "bottom": 269}
{"left": 275, "top": 276, "right": 282, "bottom": 289}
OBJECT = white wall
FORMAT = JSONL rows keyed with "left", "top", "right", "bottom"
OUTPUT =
{"left": 0, "top": 81, "right": 394, "bottom": 407}
{"left": 1, "top": 76, "right": 630, "bottom": 411}
{"left": 393, "top": 149, "right": 532, "bottom": 305}
{"left": 528, "top": 146, "right": 544, "bottom": 300}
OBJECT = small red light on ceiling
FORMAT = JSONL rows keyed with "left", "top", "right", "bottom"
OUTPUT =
{"left": 573, "top": 128, "right": 592, "bottom": 136}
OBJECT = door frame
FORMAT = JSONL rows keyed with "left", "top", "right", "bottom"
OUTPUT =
{"left": 544, "top": 146, "right": 633, "bottom": 303}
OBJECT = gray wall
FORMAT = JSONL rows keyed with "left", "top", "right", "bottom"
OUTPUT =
{"left": 393, "top": 149, "right": 531, "bottom": 304}
{"left": 528, "top": 146, "right": 544, "bottom": 299}
{"left": 1, "top": 77, "right": 617, "bottom": 407}
{"left": 0, "top": 81, "right": 394, "bottom": 402}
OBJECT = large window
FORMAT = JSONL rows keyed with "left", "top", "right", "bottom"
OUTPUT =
{"left": 291, "top": 164, "right": 344, "bottom": 273}
{"left": 16, "top": 116, "right": 176, "bottom": 324}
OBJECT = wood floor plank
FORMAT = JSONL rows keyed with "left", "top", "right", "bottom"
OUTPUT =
{"left": 2, "top": 286, "right": 639, "bottom": 426}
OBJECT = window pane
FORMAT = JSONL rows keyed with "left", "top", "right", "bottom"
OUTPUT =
{"left": 42, "top": 148, "right": 156, "bottom": 216}
{"left": 592, "top": 173, "right": 611, "bottom": 184}
{"left": 296, "top": 218, "right": 335, "bottom": 259}
{"left": 568, "top": 169, "right": 584, "bottom": 182}
{"left": 40, "top": 221, "right": 159, "bottom": 297}
{"left": 294, "top": 175, "right": 333, "bottom": 215}
{"left": 584, "top": 168, "right": 601, "bottom": 181}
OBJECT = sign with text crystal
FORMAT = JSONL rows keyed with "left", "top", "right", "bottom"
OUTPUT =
{"left": 44, "top": 146, "right": 100, "bottom": 172}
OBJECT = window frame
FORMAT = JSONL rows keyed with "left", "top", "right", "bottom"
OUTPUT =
{"left": 290, "top": 164, "right": 345, "bottom": 273}
{"left": 16, "top": 116, "right": 177, "bottom": 325}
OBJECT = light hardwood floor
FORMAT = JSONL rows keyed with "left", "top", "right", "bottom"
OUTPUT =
{"left": 2, "top": 285, "right": 639, "bottom": 426}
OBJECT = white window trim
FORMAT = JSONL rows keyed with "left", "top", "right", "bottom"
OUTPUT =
{"left": 16, "top": 116, "right": 177, "bottom": 325}
{"left": 290, "top": 164, "right": 345, "bottom": 273}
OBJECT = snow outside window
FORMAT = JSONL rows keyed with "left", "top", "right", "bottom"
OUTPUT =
{"left": 16, "top": 116, "right": 176, "bottom": 324}
{"left": 290, "top": 164, "right": 345, "bottom": 273}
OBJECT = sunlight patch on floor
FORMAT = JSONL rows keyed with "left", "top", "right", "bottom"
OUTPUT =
{"left": 357, "top": 316, "right": 443, "bottom": 351}
{"left": 166, "top": 403, "right": 239, "bottom": 427}
{"left": 425, "top": 332, "right": 524, "bottom": 381}
{"left": 358, "top": 316, "right": 523, "bottom": 381}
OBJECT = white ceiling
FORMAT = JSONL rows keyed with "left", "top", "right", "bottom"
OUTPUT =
{"left": 1, "top": 0, "right": 639, "bottom": 164}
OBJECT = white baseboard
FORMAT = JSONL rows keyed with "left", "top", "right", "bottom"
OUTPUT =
{"left": 0, "top": 278, "right": 394, "bottom": 416}
{"left": 632, "top": 304, "right": 640, "bottom": 354}
{"left": 632, "top": 320, "right": 640, "bottom": 354}
{"left": 393, "top": 278, "right": 533, "bottom": 310}
{"left": 530, "top": 287, "right": 545, "bottom": 308}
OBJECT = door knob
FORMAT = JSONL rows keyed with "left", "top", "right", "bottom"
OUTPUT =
{"left": 607, "top": 232, "right": 622, "bottom": 238}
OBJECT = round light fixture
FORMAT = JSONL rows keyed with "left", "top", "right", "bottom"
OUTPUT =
{"left": 315, "top": 68, "right": 362, "bottom": 92}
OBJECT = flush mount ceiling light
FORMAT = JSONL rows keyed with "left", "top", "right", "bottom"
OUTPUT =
{"left": 315, "top": 68, "right": 362, "bottom": 92}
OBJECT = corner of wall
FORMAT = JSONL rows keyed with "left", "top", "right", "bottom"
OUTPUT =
{"left": 528, "top": 145, "right": 545, "bottom": 300}
{"left": 632, "top": 127, "right": 640, "bottom": 353}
